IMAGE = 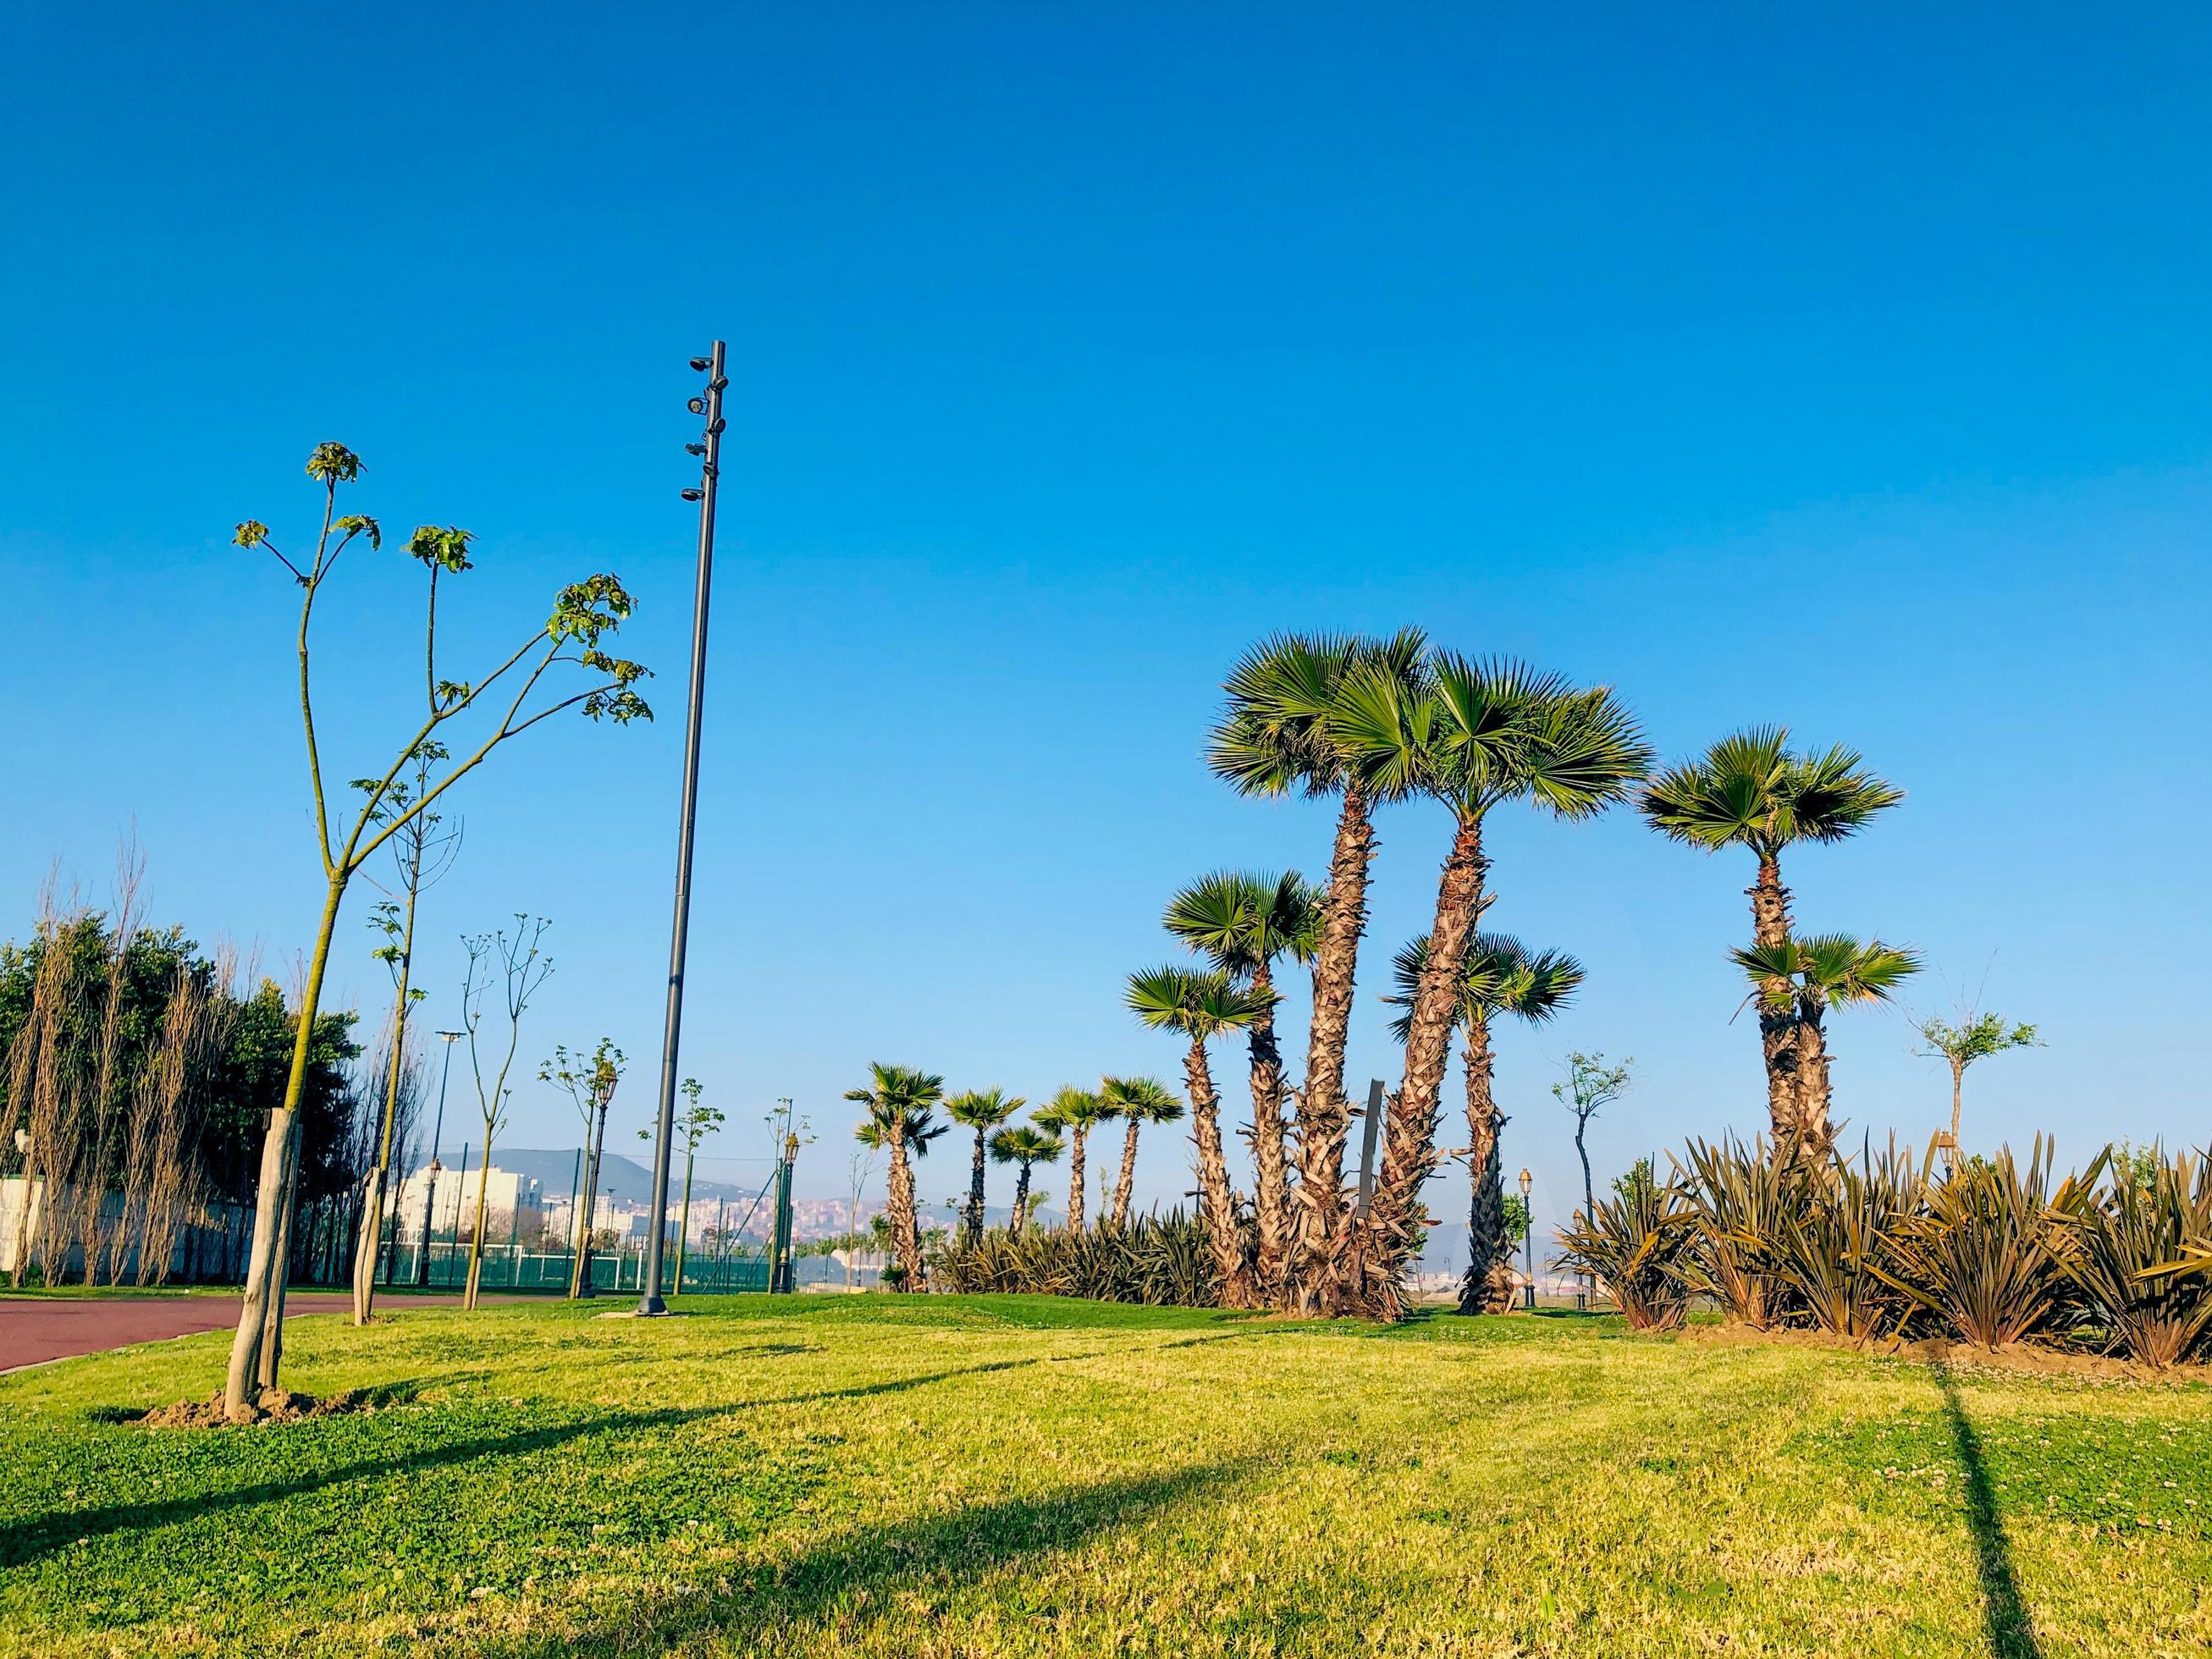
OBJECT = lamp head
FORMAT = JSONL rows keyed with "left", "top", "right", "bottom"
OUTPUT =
{"left": 1518, "top": 1167, "right": 1532, "bottom": 1197}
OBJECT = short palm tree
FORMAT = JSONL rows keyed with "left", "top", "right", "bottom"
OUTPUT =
{"left": 1207, "top": 630, "right": 1426, "bottom": 1297}
{"left": 1099, "top": 1074, "right": 1183, "bottom": 1226}
{"left": 1387, "top": 932, "right": 1582, "bottom": 1313}
{"left": 846, "top": 1062, "right": 946, "bottom": 1289}
{"left": 1163, "top": 869, "right": 1319, "bottom": 1296}
{"left": 1034, "top": 1085, "right": 1115, "bottom": 1231}
{"left": 1641, "top": 728, "right": 1902, "bottom": 1147}
{"left": 1127, "top": 964, "right": 1268, "bottom": 1304}
{"left": 1330, "top": 653, "right": 1649, "bottom": 1315}
{"left": 1732, "top": 933, "right": 1920, "bottom": 1157}
{"left": 989, "top": 1124, "right": 1062, "bottom": 1235}
{"left": 944, "top": 1087, "right": 1023, "bottom": 1243}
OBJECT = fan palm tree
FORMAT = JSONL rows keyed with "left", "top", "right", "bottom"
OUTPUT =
{"left": 1387, "top": 932, "right": 1582, "bottom": 1313}
{"left": 1330, "top": 653, "right": 1649, "bottom": 1315}
{"left": 1732, "top": 933, "right": 1921, "bottom": 1157}
{"left": 1208, "top": 630, "right": 1426, "bottom": 1296}
{"left": 1641, "top": 728, "right": 1902, "bottom": 1147}
{"left": 846, "top": 1062, "right": 946, "bottom": 1289}
{"left": 989, "top": 1124, "right": 1062, "bottom": 1235}
{"left": 1127, "top": 964, "right": 1269, "bottom": 1304}
{"left": 1163, "top": 869, "right": 1319, "bottom": 1298}
{"left": 1100, "top": 1074, "right": 1183, "bottom": 1226}
{"left": 944, "top": 1087, "right": 1023, "bottom": 1243}
{"left": 1034, "top": 1085, "right": 1114, "bottom": 1231}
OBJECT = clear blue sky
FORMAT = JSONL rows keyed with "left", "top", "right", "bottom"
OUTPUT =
{"left": 5, "top": 7, "right": 2208, "bottom": 1249}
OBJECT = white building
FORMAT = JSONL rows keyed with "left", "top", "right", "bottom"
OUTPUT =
{"left": 388, "top": 1164, "right": 543, "bottom": 1241}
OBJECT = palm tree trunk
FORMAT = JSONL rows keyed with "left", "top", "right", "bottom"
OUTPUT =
{"left": 886, "top": 1136, "right": 922, "bottom": 1288}
{"left": 1748, "top": 854, "right": 1802, "bottom": 1152}
{"left": 1183, "top": 1036, "right": 1249, "bottom": 1306}
{"left": 1794, "top": 995, "right": 1835, "bottom": 1158}
{"left": 1455, "top": 1017, "right": 1512, "bottom": 1315}
{"left": 1112, "top": 1119, "right": 1140, "bottom": 1227}
{"left": 1292, "top": 781, "right": 1376, "bottom": 1299}
{"left": 1352, "top": 813, "right": 1487, "bottom": 1316}
{"left": 1948, "top": 1061, "right": 1964, "bottom": 1165}
{"left": 1067, "top": 1127, "right": 1088, "bottom": 1231}
{"left": 1012, "top": 1162, "right": 1033, "bottom": 1236}
{"left": 966, "top": 1128, "right": 987, "bottom": 1243}
{"left": 1243, "top": 961, "right": 1293, "bottom": 1299}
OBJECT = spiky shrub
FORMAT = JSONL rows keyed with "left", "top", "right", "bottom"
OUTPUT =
{"left": 1672, "top": 1135, "right": 1791, "bottom": 1329}
{"left": 2049, "top": 1147, "right": 2212, "bottom": 1370}
{"left": 1768, "top": 1141, "right": 1922, "bottom": 1343}
{"left": 1555, "top": 1163, "right": 1698, "bottom": 1331}
{"left": 1878, "top": 1139, "right": 2065, "bottom": 1350}
{"left": 931, "top": 1211, "right": 1226, "bottom": 1307}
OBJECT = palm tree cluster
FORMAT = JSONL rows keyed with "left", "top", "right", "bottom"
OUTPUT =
{"left": 1558, "top": 1135, "right": 2212, "bottom": 1370}
{"left": 1110, "top": 637, "right": 1927, "bottom": 1321}
{"left": 847, "top": 1061, "right": 1185, "bottom": 1291}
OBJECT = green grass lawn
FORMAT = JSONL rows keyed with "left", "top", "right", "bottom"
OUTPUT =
{"left": 3, "top": 1294, "right": 2207, "bottom": 1656}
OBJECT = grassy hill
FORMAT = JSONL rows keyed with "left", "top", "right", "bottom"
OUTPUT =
{"left": 3, "top": 1296, "right": 2206, "bottom": 1656}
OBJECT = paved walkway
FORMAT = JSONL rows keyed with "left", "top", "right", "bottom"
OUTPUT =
{"left": 0, "top": 1293, "right": 485, "bottom": 1373}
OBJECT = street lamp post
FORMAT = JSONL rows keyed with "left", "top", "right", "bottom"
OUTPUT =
{"left": 1518, "top": 1167, "right": 1535, "bottom": 1312}
{"left": 414, "top": 1031, "right": 466, "bottom": 1288}
{"left": 639, "top": 343, "right": 727, "bottom": 1316}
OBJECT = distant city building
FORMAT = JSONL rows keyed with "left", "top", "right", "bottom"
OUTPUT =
{"left": 388, "top": 1164, "right": 543, "bottom": 1240}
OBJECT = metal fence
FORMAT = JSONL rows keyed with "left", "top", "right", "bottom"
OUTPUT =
{"left": 383, "top": 1240, "right": 771, "bottom": 1295}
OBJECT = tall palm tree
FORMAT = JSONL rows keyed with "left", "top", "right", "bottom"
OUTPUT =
{"left": 1127, "top": 964, "right": 1268, "bottom": 1304}
{"left": 1100, "top": 1074, "right": 1183, "bottom": 1226}
{"left": 1732, "top": 933, "right": 1921, "bottom": 1157}
{"left": 1034, "top": 1085, "right": 1114, "bottom": 1231}
{"left": 944, "top": 1088, "right": 1023, "bottom": 1243}
{"left": 1208, "top": 630, "right": 1426, "bottom": 1298}
{"left": 1387, "top": 932, "right": 1582, "bottom": 1313}
{"left": 1641, "top": 728, "right": 1902, "bottom": 1147}
{"left": 1163, "top": 869, "right": 1319, "bottom": 1298}
{"left": 846, "top": 1062, "right": 946, "bottom": 1289}
{"left": 1331, "top": 654, "right": 1649, "bottom": 1316}
{"left": 989, "top": 1124, "right": 1062, "bottom": 1235}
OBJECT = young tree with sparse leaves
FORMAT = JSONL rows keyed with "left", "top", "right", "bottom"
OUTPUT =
{"left": 1912, "top": 1007, "right": 2040, "bottom": 1163}
{"left": 459, "top": 917, "right": 551, "bottom": 1308}
{"left": 350, "top": 742, "right": 461, "bottom": 1326}
{"left": 641, "top": 1078, "right": 724, "bottom": 1290}
{"left": 224, "top": 443, "right": 649, "bottom": 1419}
{"left": 544, "top": 1039, "right": 625, "bottom": 1299}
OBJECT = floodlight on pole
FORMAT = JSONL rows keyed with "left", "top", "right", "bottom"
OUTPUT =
{"left": 638, "top": 342, "right": 727, "bottom": 1316}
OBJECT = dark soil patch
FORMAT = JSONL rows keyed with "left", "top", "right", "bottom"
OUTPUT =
{"left": 136, "top": 1388, "right": 383, "bottom": 1429}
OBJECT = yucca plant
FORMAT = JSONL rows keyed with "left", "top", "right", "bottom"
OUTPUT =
{"left": 1554, "top": 1163, "right": 1698, "bottom": 1331}
{"left": 1672, "top": 1134, "right": 1790, "bottom": 1329}
{"left": 2049, "top": 1146, "right": 2212, "bottom": 1369}
{"left": 931, "top": 1210, "right": 1227, "bottom": 1307}
{"left": 1768, "top": 1140, "right": 1924, "bottom": 1343}
{"left": 1877, "top": 1139, "right": 2064, "bottom": 1350}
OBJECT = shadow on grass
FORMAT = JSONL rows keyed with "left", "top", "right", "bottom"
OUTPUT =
{"left": 0, "top": 1357, "right": 1067, "bottom": 1569}
{"left": 1932, "top": 1361, "right": 2043, "bottom": 1659}
{"left": 475, "top": 1459, "right": 1252, "bottom": 1657}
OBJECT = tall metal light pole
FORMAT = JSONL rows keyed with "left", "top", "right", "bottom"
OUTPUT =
{"left": 414, "top": 1031, "right": 466, "bottom": 1287}
{"left": 1518, "top": 1166, "right": 1535, "bottom": 1311}
{"left": 639, "top": 342, "right": 727, "bottom": 1315}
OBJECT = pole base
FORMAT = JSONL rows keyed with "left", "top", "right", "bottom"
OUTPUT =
{"left": 635, "top": 1294, "right": 669, "bottom": 1316}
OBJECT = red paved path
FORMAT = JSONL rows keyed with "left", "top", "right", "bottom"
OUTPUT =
{"left": 0, "top": 1294, "right": 493, "bottom": 1373}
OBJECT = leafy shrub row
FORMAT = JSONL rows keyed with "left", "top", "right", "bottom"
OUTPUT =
{"left": 1556, "top": 1138, "right": 2212, "bottom": 1367}
{"left": 931, "top": 1210, "right": 1225, "bottom": 1307}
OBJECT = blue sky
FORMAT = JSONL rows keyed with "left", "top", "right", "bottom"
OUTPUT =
{"left": 4, "top": 6, "right": 2208, "bottom": 1251}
